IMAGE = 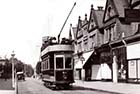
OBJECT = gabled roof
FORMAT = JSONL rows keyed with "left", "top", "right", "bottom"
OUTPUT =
{"left": 103, "top": 0, "right": 129, "bottom": 23}
{"left": 75, "top": 15, "right": 89, "bottom": 39}
{"left": 94, "top": 10, "right": 104, "bottom": 28}
{"left": 88, "top": 5, "right": 104, "bottom": 31}
{"left": 129, "top": 0, "right": 140, "bottom": 8}
{"left": 113, "top": 0, "right": 129, "bottom": 17}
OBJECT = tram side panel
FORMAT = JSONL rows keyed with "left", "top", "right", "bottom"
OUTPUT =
{"left": 41, "top": 53, "right": 55, "bottom": 83}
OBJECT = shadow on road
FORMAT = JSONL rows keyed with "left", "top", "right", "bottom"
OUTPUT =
{"left": 54, "top": 86, "right": 122, "bottom": 94}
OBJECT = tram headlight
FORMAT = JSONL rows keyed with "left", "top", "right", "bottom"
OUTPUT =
{"left": 63, "top": 71, "right": 67, "bottom": 80}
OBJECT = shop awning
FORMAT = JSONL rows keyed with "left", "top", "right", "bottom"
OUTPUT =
{"left": 74, "top": 51, "right": 94, "bottom": 69}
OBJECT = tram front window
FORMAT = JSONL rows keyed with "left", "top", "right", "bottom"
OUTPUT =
{"left": 65, "top": 57, "right": 72, "bottom": 68}
{"left": 56, "top": 57, "right": 63, "bottom": 69}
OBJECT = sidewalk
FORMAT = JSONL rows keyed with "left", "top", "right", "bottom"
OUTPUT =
{"left": 0, "top": 79, "right": 15, "bottom": 94}
{"left": 73, "top": 80, "right": 140, "bottom": 94}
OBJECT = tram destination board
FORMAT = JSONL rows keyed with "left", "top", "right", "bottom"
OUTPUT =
{"left": 125, "top": 9, "right": 140, "bottom": 22}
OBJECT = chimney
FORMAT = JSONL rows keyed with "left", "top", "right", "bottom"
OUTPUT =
{"left": 98, "top": 6, "right": 103, "bottom": 10}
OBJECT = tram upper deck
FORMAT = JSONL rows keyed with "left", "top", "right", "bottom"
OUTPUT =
{"left": 41, "top": 37, "right": 73, "bottom": 57}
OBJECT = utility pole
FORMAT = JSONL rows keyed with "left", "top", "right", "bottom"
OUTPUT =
{"left": 11, "top": 51, "right": 15, "bottom": 88}
{"left": 58, "top": 2, "right": 76, "bottom": 43}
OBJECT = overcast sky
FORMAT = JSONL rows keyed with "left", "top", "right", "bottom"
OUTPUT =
{"left": 0, "top": 0, "right": 106, "bottom": 67}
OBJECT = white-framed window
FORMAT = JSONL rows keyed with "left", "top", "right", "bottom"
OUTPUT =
{"left": 104, "top": 25, "right": 115, "bottom": 43}
{"left": 110, "top": 25, "right": 115, "bottom": 41}
{"left": 78, "top": 41, "right": 82, "bottom": 52}
{"left": 90, "top": 34, "right": 95, "bottom": 49}
{"left": 84, "top": 39, "right": 88, "bottom": 51}
{"left": 55, "top": 55, "right": 64, "bottom": 69}
{"left": 65, "top": 57, "right": 72, "bottom": 69}
{"left": 54, "top": 54, "right": 73, "bottom": 69}
{"left": 56, "top": 57, "right": 64, "bottom": 69}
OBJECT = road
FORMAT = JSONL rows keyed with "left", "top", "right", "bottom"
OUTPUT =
{"left": 18, "top": 77, "right": 60, "bottom": 94}
{"left": 18, "top": 77, "right": 119, "bottom": 94}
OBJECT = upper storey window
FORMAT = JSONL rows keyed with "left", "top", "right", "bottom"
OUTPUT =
{"left": 104, "top": 4, "right": 116, "bottom": 22}
{"left": 104, "top": 25, "right": 115, "bottom": 43}
{"left": 90, "top": 34, "right": 95, "bottom": 49}
{"left": 83, "top": 38, "right": 88, "bottom": 51}
{"left": 78, "top": 41, "right": 82, "bottom": 52}
{"left": 77, "top": 29, "right": 83, "bottom": 38}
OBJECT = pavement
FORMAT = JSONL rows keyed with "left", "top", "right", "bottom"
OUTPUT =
{"left": 73, "top": 80, "right": 140, "bottom": 94}
{"left": 0, "top": 79, "right": 15, "bottom": 94}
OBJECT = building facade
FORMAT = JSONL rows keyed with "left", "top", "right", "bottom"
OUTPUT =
{"left": 102, "top": 0, "right": 140, "bottom": 83}
{"left": 73, "top": 0, "right": 140, "bottom": 83}
{"left": 73, "top": 5, "right": 105, "bottom": 81}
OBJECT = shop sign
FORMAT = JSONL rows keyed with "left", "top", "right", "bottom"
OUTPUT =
{"left": 80, "top": 56, "right": 85, "bottom": 61}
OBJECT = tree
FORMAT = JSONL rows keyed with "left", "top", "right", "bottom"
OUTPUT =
{"left": 36, "top": 61, "right": 41, "bottom": 75}
{"left": 24, "top": 64, "right": 34, "bottom": 77}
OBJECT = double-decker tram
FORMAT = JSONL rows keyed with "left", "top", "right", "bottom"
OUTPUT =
{"left": 41, "top": 37, "right": 74, "bottom": 89}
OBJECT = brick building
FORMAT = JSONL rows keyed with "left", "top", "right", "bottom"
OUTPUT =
{"left": 73, "top": 5, "right": 105, "bottom": 81}
{"left": 73, "top": 0, "right": 140, "bottom": 83}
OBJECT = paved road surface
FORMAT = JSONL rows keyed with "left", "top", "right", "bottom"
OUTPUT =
{"left": 18, "top": 77, "right": 60, "bottom": 94}
{"left": 18, "top": 77, "right": 120, "bottom": 94}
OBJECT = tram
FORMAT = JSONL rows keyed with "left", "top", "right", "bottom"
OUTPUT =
{"left": 40, "top": 2, "right": 76, "bottom": 89}
{"left": 40, "top": 37, "right": 74, "bottom": 89}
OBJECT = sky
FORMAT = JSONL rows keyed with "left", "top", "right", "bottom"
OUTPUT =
{"left": 0, "top": 0, "right": 106, "bottom": 67}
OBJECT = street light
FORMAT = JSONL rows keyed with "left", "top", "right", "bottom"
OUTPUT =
{"left": 11, "top": 51, "right": 15, "bottom": 88}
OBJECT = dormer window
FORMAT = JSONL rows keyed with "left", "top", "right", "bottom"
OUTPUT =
{"left": 90, "top": 19, "right": 95, "bottom": 29}
{"left": 91, "top": 19, "right": 94, "bottom": 22}
{"left": 107, "top": 6, "right": 111, "bottom": 18}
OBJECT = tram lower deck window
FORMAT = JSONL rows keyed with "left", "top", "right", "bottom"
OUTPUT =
{"left": 65, "top": 57, "right": 72, "bottom": 68}
{"left": 56, "top": 57, "right": 63, "bottom": 69}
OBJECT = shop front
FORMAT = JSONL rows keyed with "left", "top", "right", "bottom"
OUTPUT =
{"left": 74, "top": 51, "right": 94, "bottom": 80}
{"left": 127, "top": 42, "right": 140, "bottom": 83}
{"left": 112, "top": 47, "right": 127, "bottom": 82}
{"left": 97, "top": 44, "right": 112, "bottom": 81}
{"left": 83, "top": 51, "right": 101, "bottom": 81}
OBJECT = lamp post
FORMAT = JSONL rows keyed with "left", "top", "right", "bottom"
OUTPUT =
{"left": 11, "top": 51, "right": 15, "bottom": 88}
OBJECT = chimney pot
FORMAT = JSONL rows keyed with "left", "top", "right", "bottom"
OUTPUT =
{"left": 98, "top": 6, "right": 103, "bottom": 10}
